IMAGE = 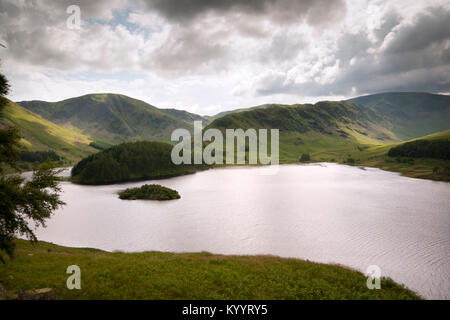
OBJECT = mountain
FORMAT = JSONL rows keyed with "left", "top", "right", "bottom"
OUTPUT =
{"left": 0, "top": 99, "right": 97, "bottom": 162}
{"left": 348, "top": 92, "right": 450, "bottom": 140}
{"left": 13, "top": 91, "right": 450, "bottom": 167}
{"left": 159, "top": 108, "right": 210, "bottom": 124}
{"left": 17, "top": 94, "right": 209, "bottom": 145}
{"left": 206, "top": 101, "right": 396, "bottom": 162}
{"left": 215, "top": 93, "right": 450, "bottom": 140}
{"left": 210, "top": 104, "right": 288, "bottom": 120}
{"left": 205, "top": 96, "right": 450, "bottom": 180}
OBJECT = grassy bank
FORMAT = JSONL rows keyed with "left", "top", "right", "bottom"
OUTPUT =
{"left": 0, "top": 240, "right": 420, "bottom": 300}
{"left": 300, "top": 130, "right": 450, "bottom": 182}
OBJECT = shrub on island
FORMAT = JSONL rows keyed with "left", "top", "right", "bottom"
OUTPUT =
{"left": 118, "top": 184, "right": 180, "bottom": 200}
{"left": 299, "top": 153, "right": 311, "bottom": 162}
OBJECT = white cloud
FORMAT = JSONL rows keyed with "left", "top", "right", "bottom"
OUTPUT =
{"left": 0, "top": 0, "right": 449, "bottom": 115}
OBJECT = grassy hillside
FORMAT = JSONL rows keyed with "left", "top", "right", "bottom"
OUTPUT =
{"left": 0, "top": 99, "right": 97, "bottom": 163}
{"left": 17, "top": 94, "right": 208, "bottom": 144}
{"left": 206, "top": 101, "right": 396, "bottom": 163}
{"left": 0, "top": 239, "right": 420, "bottom": 300}
{"left": 205, "top": 100, "right": 450, "bottom": 181}
{"left": 210, "top": 103, "right": 288, "bottom": 121}
{"left": 159, "top": 108, "right": 210, "bottom": 124}
{"left": 349, "top": 92, "right": 450, "bottom": 140}
{"left": 12, "top": 92, "right": 450, "bottom": 180}
{"left": 345, "top": 130, "right": 450, "bottom": 181}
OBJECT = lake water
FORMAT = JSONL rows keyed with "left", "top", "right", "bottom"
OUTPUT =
{"left": 32, "top": 164, "right": 450, "bottom": 299}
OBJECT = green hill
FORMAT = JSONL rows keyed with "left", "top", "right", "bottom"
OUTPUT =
{"left": 17, "top": 94, "right": 208, "bottom": 145}
{"left": 12, "top": 92, "right": 450, "bottom": 179}
{"left": 0, "top": 99, "right": 97, "bottom": 163}
{"left": 159, "top": 108, "right": 210, "bottom": 124}
{"left": 348, "top": 92, "right": 450, "bottom": 140}
{"left": 349, "top": 130, "right": 450, "bottom": 181}
{"left": 210, "top": 103, "right": 288, "bottom": 120}
{"left": 206, "top": 101, "right": 396, "bottom": 163}
{"left": 215, "top": 93, "right": 450, "bottom": 141}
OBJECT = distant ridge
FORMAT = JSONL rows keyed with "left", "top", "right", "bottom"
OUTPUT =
{"left": 15, "top": 91, "right": 450, "bottom": 164}
{"left": 348, "top": 92, "right": 450, "bottom": 140}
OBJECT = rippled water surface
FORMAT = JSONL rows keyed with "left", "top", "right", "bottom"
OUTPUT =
{"left": 33, "top": 164, "right": 450, "bottom": 299}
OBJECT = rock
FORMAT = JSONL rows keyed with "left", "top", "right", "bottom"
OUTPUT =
{"left": 0, "top": 284, "right": 6, "bottom": 300}
{"left": 17, "top": 288, "right": 57, "bottom": 300}
{"left": 0, "top": 285, "right": 18, "bottom": 300}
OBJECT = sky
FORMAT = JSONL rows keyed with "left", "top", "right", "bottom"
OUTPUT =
{"left": 0, "top": 0, "right": 449, "bottom": 115}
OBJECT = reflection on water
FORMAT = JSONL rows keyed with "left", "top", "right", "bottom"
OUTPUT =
{"left": 33, "top": 164, "right": 450, "bottom": 299}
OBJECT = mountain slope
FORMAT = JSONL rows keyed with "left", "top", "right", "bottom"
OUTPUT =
{"left": 348, "top": 92, "right": 450, "bottom": 140}
{"left": 0, "top": 99, "right": 97, "bottom": 161}
{"left": 348, "top": 129, "right": 450, "bottom": 181}
{"left": 206, "top": 101, "right": 396, "bottom": 162}
{"left": 205, "top": 99, "right": 450, "bottom": 180}
{"left": 210, "top": 104, "right": 288, "bottom": 121}
{"left": 17, "top": 94, "right": 208, "bottom": 144}
{"left": 159, "top": 108, "right": 210, "bottom": 124}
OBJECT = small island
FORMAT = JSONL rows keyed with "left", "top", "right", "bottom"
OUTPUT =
{"left": 118, "top": 184, "right": 180, "bottom": 201}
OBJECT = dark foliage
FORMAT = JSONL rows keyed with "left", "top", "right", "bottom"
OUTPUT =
{"left": 299, "top": 153, "right": 311, "bottom": 162}
{"left": 88, "top": 140, "right": 114, "bottom": 151}
{"left": 19, "top": 150, "right": 61, "bottom": 163}
{"left": 388, "top": 139, "right": 450, "bottom": 160}
{"left": 0, "top": 73, "right": 9, "bottom": 97}
{"left": 0, "top": 71, "right": 64, "bottom": 263}
{"left": 119, "top": 184, "right": 180, "bottom": 200}
{"left": 71, "top": 141, "right": 202, "bottom": 185}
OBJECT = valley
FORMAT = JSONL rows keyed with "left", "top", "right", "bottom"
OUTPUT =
{"left": 4, "top": 92, "right": 449, "bottom": 182}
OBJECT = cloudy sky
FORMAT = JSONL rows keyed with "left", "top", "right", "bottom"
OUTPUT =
{"left": 0, "top": 0, "right": 449, "bottom": 115}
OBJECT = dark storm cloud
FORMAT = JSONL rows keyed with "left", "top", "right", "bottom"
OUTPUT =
{"left": 2, "top": 0, "right": 449, "bottom": 105}
{"left": 144, "top": 0, "right": 346, "bottom": 74}
{"left": 373, "top": 11, "right": 401, "bottom": 43}
{"left": 255, "top": 5, "right": 450, "bottom": 97}
{"left": 147, "top": 26, "right": 229, "bottom": 73}
{"left": 383, "top": 7, "right": 450, "bottom": 54}
{"left": 259, "top": 33, "right": 308, "bottom": 63}
{"left": 0, "top": 0, "right": 347, "bottom": 75}
{"left": 141, "top": 0, "right": 347, "bottom": 26}
{"left": 335, "top": 32, "right": 372, "bottom": 63}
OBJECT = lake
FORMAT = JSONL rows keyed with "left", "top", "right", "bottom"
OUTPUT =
{"left": 32, "top": 164, "right": 450, "bottom": 299}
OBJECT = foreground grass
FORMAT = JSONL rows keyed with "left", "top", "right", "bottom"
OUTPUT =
{"left": 0, "top": 240, "right": 420, "bottom": 300}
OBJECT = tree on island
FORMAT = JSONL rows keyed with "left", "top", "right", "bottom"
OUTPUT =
{"left": 0, "top": 70, "right": 64, "bottom": 263}
{"left": 299, "top": 153, "right": 311, "bottom": 162}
